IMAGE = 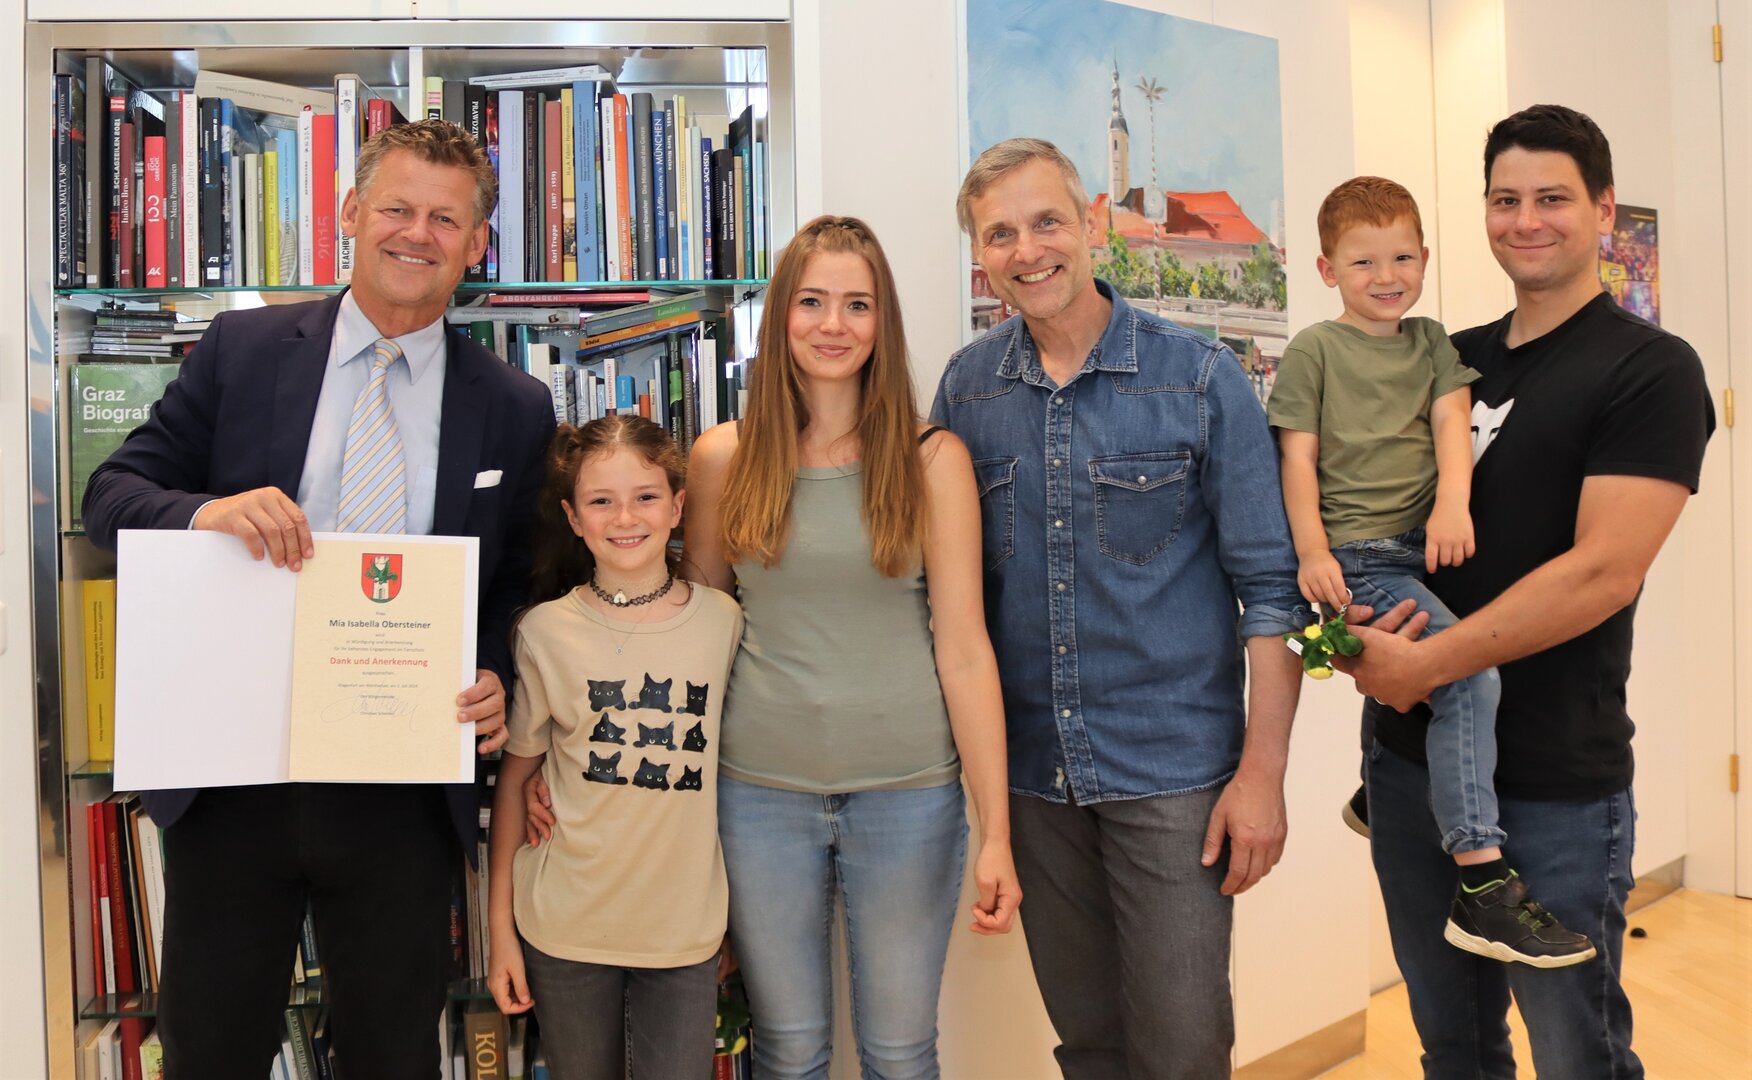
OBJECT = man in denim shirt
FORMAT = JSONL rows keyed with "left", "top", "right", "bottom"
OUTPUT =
{"left": 933, "top": 138, "right": 1311, "bottom": 1078}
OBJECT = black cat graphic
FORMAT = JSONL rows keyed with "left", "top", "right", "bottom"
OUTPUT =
{"left": 675, "top": 766, "right": 704, "bottom": 792}
{"left": 630, "top": 674, "right": 673, "bottom": 712}
{"left": 634, "top": 721, "right": 676, "bottom": 750}
{"left": 681, "top": 681, "right": 709, "bottom": 717}
{"left": 589, "top": 714, "right": 627, "bottom": 745}
{"left": 587, "top": 678, "right": 627, "bottom": 712}
{"left": 632, "top": 758, "right": 671, "bottom": 791}
{"left": 583, "top": 750, "right": 628, "bottom": 786}
{"left": 681, "top": 722, "right": 708, "bottom": 753}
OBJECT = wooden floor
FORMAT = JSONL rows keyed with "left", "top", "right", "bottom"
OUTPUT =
{"left": 1320, "top": 889, "right": 1752, "bottom": 1078}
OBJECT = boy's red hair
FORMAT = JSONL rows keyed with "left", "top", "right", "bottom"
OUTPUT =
{"left": 1318, "top": 176, "right": 1424, "bottom": 256}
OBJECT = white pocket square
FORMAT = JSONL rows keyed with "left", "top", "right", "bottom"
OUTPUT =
{"left": 473, "top": 469, "right": 503, "bottom": 489}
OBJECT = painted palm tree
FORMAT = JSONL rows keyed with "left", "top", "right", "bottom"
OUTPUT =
{"left": 1135, "top": 75, "right": 1165, "bottom": 301}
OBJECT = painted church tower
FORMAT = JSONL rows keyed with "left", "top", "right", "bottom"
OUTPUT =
{"left": 1108, "top": 58, "right": 1130, "bottom": 200}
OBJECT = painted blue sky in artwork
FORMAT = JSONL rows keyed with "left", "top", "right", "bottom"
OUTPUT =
{"left": 967, "top": 0, "right": 1284, "bottom": 237}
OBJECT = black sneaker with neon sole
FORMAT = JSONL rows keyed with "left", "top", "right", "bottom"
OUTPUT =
{"left": 1443, "top": 871, "right": 1598, "bottom": 968}
{"left": 1341, "top": 785, "right": 1370, "bottom": 839}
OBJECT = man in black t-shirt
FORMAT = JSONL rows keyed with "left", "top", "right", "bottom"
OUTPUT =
{"left": 1338, "top": 105, "right": 1714, "bottom": 1077}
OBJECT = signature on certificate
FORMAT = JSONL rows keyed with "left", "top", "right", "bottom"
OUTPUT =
{"left": 320, "top": 693, "right": 423, "bottom": 729}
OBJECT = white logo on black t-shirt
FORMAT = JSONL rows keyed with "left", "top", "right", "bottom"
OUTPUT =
{"left": 1471, "top": 399, "right": 1514, "bottom": 465}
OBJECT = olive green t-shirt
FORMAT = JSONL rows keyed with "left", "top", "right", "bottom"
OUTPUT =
{"left": 1266, "top": 317, "right": 1478, "bottom": 548}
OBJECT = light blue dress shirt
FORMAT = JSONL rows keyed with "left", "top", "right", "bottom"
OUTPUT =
{"left": 297, "top": 292, "right": 448, "bottom": 535}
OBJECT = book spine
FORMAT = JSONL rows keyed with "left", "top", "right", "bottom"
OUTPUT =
{"left": 523, "top": 91, "right": 539, "bottom": 283}
{"left": 276, "top": 130, "right": 299, "bottom": 286}
{"left": 560, "top": 88, "right": 577, "bottom": 282}
{"left": 123, "top": 803, "right": 156, "bottom": 990}
{"left": 180, "top": 95, "right": 199, "bottom": 285}
{"left": 573, "top": 82, "right": 599, "bottom": 282}
{"left": 201, "top": 100, "right": 222, "bottom": 284}
{"left": 631, "top": 93, "right": 655, "bottom": 281}
{"left": 335, "top": 77, "right": 358, "bottom": 283}
{"left": 85, "top": 59, "right": 106, "bottom": 285}
{"left": 613, "top": 95, "right": 632, "bottom": 279}
{"left": 498, "top": 90, "right": 522, "bottom": 283}
{"left": 134, "top": 813, "right": 166, "bottom": 991}
{"left": 663, "top": 101, "right": 679, "bottom": 282}
{"left": 263, "top": 149, "right": 279, "bottom": 287}
{"left": 143, "top": 137, "right": 166, "bottom": 288}
{"left": 650, "top": 104, "right": 669, "bottom": 280}
{"left": 464, "top": 84, "right": 488, "bottom": 282}
{"left": 753, "top": 134, "right": 768, "bottom": 278}
{"left": 107, "top": 88, "right": 125, "bottom": 286}
{"left": 544, "top": 99, "right": 562, "bottom": 282}
{"left": 697, "top": 332, "right": 719, "bottom": 433}
{"left": 735, "top": 153, "right": 748, "bottom": 280}
{"left": 674, "top": 96, "right": 689, "bottom": 280}
{"left": 425, "top": 76, "right": 444, "bottom": 120}
{"left": 102, "top": 800, "right": 137, "bottom": 993}
{"left": 244, "top": 153, "right": 262, "bottom": 287}
{"left": 87, "top": 803, "right": 106, "bottom": 998}
{"left": 164, "top": 94, "right": 181, "bottom": 288}
{"left": 600, "top": 95, "right": 619, "bottom": 281}
{"left": 55, "top": 75, "right": 75, "bottom": 287}
{"left": 297, "top": 108, "right": 315, "bottom": 285}
{"left": 117, "top": 123, "right": 136, "bottom": 288}
{"left": 443, "top": 79, "right": 464, "bottom": 125}
{"left": 219, "top": 100, "right": 234, "bottom": 286}
{"left": 311, "top": 112, "right": 336, "bottom": 286}
{"left": 700, "top": 139, "right": 714, "bottom": 280}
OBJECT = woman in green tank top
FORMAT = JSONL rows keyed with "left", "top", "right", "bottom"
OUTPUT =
{"left": 685, "top": 215, "right": 1020, "bottom": 1078}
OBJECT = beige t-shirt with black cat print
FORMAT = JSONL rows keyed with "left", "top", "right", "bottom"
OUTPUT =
{"left": 506, "top": 583, "right": 742, "bottom": 968}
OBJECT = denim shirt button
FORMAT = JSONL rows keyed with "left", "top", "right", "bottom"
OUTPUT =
{"left": 1054, "top": 519, "right": 1063, "bottom": 528}
{"left": 1056, "top": 582, "right": 1066, "bottom": 592}
{"left": 1052, "top": 458, "right": 1062, "bottom": 467}
{"left": 1053, "top": 396, "right": 1063, "bottom": 405}
{"left": 1057, "top": 645, "right": 1067, "bottom": 655}
{"left": 1060, "top": 708, "right": 1072, "bottom": 718}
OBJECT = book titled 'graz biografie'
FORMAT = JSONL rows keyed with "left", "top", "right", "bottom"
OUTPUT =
{"left": 68, "top": 361, "right": 179, "bottom": 530}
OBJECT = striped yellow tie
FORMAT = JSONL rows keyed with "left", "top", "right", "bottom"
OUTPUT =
{"left": 336, "top": 339, "right": 409, "bottom": 535}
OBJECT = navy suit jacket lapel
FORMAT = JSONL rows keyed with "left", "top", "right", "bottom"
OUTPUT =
{"left": 434, "top": 325, "right": 487, "bottom": 537}
{"left": 268, "top": 295, "right": 345, "bottom": 499}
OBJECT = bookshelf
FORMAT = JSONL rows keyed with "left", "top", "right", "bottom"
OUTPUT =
{"left": 26, "top": 17, "right": 792, "bottom": 1079}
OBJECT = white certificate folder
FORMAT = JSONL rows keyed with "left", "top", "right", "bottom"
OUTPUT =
{"left": 113, "top": 530, "right": 479, "bottom": 790}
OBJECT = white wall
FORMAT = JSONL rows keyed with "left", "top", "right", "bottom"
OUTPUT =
{"left": 801, "top": 0, "right": 1369, "bottom": 1073}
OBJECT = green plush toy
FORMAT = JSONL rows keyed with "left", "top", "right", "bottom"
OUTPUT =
{"left": 1285, "top": 614, "right": 1363, "bottom": 679}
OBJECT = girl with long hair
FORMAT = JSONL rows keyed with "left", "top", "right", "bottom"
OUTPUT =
{"left": 487, "top": 416, "right": 742, "bottom": 1080}
{"left": 686, "top": 215, "right": 1019, "bottom": 1077}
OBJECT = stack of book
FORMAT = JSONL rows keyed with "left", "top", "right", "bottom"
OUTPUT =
{"left": 87, "top": 311, "right": 208, "bottom": 359}
{"left": 57, "top": 61, "right": 772, "bottom": 290}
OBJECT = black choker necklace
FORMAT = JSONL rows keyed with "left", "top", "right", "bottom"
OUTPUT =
{"left": 588, "top": 573, "right": 675, "bottom": 608}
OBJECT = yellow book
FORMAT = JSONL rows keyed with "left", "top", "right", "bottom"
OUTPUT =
{"left": 263, "top": 149, "right": 281, "bottom": 287}
{"left": 82, "top": 578, "right": 117, "bottom": 761}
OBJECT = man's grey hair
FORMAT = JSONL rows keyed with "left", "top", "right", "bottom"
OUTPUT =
{"left": 956, "top": 137, "right": 1091, "bottom": 239}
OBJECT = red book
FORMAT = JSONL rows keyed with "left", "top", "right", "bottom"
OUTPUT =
{"left": 143, "top": 136, "right": 167, "bottom": 288}
{"left": 118, "top": 1017, "right": 146, "bottom": 1080}
{"left": 102, "top": 799, "right": 138, "bottom": 994}
{"left": 117, "top": 123, "right": 136, "bottom": 287}
{"left": 311, "top": 112, "right": 337, "bottom": 286}
{"left": 544, "top": 99, "right": 563, "bottom": 281}
{"left": 612, "top": 95, "right": 632, "bottom": 279}
{"left": 87, "top": 803, "right": 106, "bottom": 998}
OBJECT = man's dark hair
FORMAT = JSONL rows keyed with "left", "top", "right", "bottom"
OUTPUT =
{"left": 1483, "top": 104, "right": 1614, "bottom": 202}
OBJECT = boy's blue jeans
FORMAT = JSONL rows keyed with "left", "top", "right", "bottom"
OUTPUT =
{"left": 1334, "top": 527, "right": 1506, "bottom": 854}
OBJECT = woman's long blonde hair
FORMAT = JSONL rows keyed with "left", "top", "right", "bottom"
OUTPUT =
{"left": 718, "top": 215, "right": 927, "bottom": 577}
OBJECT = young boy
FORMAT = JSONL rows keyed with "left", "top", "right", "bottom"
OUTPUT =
{"left": 1266, "top": 176, "right": 1594, "bottom": 968}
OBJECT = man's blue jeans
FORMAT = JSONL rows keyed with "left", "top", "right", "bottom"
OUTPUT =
{"left": 717, "top": 776, "right": 967, "bottom": 1080}
{"left": 1335, "top": 528, "right": 1505, "bottom": 854}
{"left": 1367, "top": 741, "right": 1641, "bottom": 1077}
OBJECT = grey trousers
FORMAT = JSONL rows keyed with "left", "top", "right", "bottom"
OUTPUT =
{"left": 520, "top": 943, "right": 718, "bottom": 1080}
{"left": 1010, "top": 787, "right": 1233, "bottom": 1080}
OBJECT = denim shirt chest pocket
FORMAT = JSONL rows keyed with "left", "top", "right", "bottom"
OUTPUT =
{"left": 1088, "top": 451, "right": 1191, "bottom": 565}
{"left": 973, "top": 456, "right": 1019, "bottom": 570}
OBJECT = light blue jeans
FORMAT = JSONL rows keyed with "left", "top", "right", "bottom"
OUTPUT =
{"left": 717, "top": 776, "right": 967, "bottom": 1080}
{"left": 1334, "top": 528, "right": 1506, "bottom": 854}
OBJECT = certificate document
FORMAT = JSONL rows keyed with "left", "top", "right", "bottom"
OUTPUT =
{"left": 287, "top": 535, "right": 478, "bottom": 782}
{"left": 114, "top": 530, "right": 478, "bottom": 790}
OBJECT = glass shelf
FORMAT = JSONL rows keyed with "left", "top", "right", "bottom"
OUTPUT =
{"left": 69, "top": 761, "right": 112, "bottom": 780}
{"left": 56, "top": 280, "right": 769, "bottom": 299}
{"left": 83, "top": 979, "right": 495, "bottom": 1019}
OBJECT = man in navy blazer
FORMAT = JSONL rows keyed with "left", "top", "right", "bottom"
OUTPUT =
{"left": 83, "top": 121, "right": 554, "bottom": 1079}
